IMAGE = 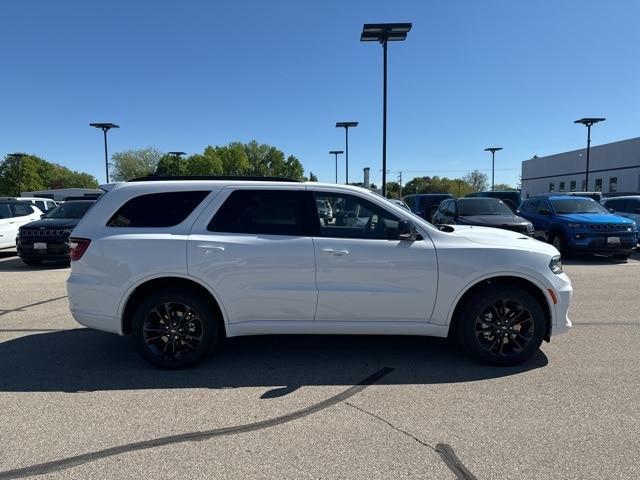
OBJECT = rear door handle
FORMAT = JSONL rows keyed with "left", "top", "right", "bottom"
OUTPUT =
{"left": 321, "top": 248, "right": 349, "bottom": 256}
{"left": 197, "top": 245, "right": 225, "bottom": 252}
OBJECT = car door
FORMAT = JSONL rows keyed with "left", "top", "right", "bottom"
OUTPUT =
{"left": 311, "top": 190, "right": 438, "bottom": 323}
{"left": 187, "top": 187, "right": 318, "bottom": 324}
{"left": 535, "top": 200, "right": 553, "bottom": 240}
{"left": 0, "top": 205, "right": 17, "bottom": 248}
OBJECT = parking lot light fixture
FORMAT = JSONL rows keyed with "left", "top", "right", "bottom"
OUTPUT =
{"left": 574, "top": 118, "right": 605, "bottom": 191}
{"left": 361, "top": 22, "right": 412, "bottom": 197}
{"left": 484, "top": 147, "right": 503, "bottom": 191}
{"left": 7, "top": 153, "right": 27, "bottom": 196}
{"left": 168, "top": 151, "right": 187, "bottom": 158}
{"left": 329, "top": 150, "right": 344, "bottom": 184}
{"left": 336, "top": 122, "right": 358, "bottom": 184}
{"left": 89, "top": 123, "right": 120, "bottom": 183}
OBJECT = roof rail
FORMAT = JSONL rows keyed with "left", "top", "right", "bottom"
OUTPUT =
{"left": 127, "top": 175, "right": 300, "bottom": 183}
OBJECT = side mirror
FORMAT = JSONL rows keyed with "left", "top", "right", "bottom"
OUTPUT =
{"left": 516, "top": 209, "right": 521, "bottom": 215}
{"left": 398, "top": 220, "right": 417, "bottom": 241}
{"left": 40, "top": 214, "right": 45, "bottom": 218}
{"left": 539, "top": 209, "right": 551, "bottom": 216}
{"left": 608, "top": 208, "right": 615, "bottom": 213}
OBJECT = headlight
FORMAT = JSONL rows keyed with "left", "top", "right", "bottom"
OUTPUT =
{"left": 567, "top": 223, "right": 584, "bottom": 229}
{"left": 549, "top": 255, "right": 563, "bottom": 274}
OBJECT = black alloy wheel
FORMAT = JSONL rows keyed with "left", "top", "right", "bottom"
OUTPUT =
{"left": 457, "top": 286, "right": 545, "bottom": 365}
{"left": 133, "top": 288, "right": 218, "bottom": 369}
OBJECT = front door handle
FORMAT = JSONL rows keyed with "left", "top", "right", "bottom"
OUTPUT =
{"left": 197, "top": 244, "right": 225, "bottom": 252}
{"left": 321, "top": 248, "right": 349, "bottom": 256}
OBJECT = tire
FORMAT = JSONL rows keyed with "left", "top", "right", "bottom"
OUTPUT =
{"left": 613, "top": 252, "right": 632, "bottom": 261}
{"left": 132, "top": 288, "right": 219, "bottom": 369}
{"left": 456, "top": 286, "right": 546, "bottom": 366}
{"left": 549, "top": 232, "right": 567, "bottom": 255}
{"left": 22, "top": 258, "right": 42, "bottom": 266}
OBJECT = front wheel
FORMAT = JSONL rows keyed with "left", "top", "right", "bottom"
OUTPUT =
{"left": 613, "top": 252, "right": 632, "bottom": 261}
{"left": 456, "top": 286, "right": 546, "bottom": 366}
{"left": 550, "top": 232, "right": 568, "bottom": 255}
{"left": 132, "top": 288, "right": 219, "bottom": 369}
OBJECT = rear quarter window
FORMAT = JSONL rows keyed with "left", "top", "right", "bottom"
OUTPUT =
{"left": 107, "top": 191, "right": 210, "bottom": 228}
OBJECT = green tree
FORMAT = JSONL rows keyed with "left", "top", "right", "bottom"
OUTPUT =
{"left": 185, "top": 148, "right": 223, "bottom": 175}
{"left": 217, "top": 142, "right": 249, "bottom": 175}
{"left": 462, "top": 169, "right": 488, "bottom": 192}
{"left": 155, "top": 154, "right": 186, "bottom": 176}
{"left": 385, "top": 181, "right": 401, "bottom": 198}
{"left": 492, "top": 183, "right": 517, "bottom": 191}
{"left": 110, "top": 148, "right": 163, "bottom": 181}
{"left": 0, "top": 154, "right": 98, "bottom": 195}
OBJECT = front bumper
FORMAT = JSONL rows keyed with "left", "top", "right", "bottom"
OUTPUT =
{"left": 566, "top": 232, "right": 636, "bottom": 254}
{"left": 17, "top": 238, "right": 70, "bottom": 260}
{"left": 549, "top": 272, "right": 573, "bottom": 337}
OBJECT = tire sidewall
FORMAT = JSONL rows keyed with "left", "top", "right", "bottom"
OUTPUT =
{"left": 457, "top": 286, "right": 546, "bottom": 366}
{"left": 132, "top": 288, "right": 218, "bottom": 369}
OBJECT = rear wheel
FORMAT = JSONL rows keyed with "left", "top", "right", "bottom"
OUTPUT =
{"left": 132, "top": 288, "right": 218, "bottom": 369}
{"left": 456, "top": 286, "right": 546, "bottom": 366}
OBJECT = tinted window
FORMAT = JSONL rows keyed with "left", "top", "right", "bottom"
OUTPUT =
{"left": 208, "top": 190, "right": 308, "bottom": 236}
{"left": 403, "top": 196, "right": 415, "bottom": 209}
{"left": 46, "top": 201, "right": 94, "bottom": 219}
{"left": 523, "top": 200, "right": 539, "bottom": 213}
{"left": 0, "top": 204, "right": 13, "bottom": 219}
{"left": 11, "top": 204, "right": 33, "bottom": 216}
{"left": 458, "top": 198, "right": 513, "bottom": 216}
{"left": 314, "top": 192, "right": 400, "bottom": 239}
{"left": 604, "top": 199, "right": 627, "bottom": 211}
{"left": 537, "top": 200, "right": 552, "bottom": 214}
{"left": 109, "top": 191, "right": 209, "bottom": 227}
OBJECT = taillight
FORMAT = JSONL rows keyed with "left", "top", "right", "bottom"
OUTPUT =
{"left": 69, "top": 238, "right": 91, "bottom": 261}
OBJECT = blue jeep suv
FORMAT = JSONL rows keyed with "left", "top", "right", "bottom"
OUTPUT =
{"left": 519, "top": 195, "right": 637, "bottom": 259}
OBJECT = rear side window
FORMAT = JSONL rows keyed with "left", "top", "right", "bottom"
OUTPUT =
{"left": 108, "top": 191, "right": 209, "bottom": 227}
{"left": 11, "top": 204, "right": 33, "bottom": 216}
{"left": 208, "top": 189, "right": 309, "bottom": 236}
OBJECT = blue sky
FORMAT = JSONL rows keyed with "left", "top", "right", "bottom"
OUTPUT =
{"left": 1, "top": 0, "right": 639, "bottom": 187}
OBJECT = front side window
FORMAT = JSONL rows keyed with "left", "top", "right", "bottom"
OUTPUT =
{"left": 523, "top": 200, "right": 539, "bottom": 213}
{"left": 11, "top": 204, "right": 33, "bottom": 217}
{"left": 314, "top": 192, "right": 400, "bottom": 239}
{"left": 537, "top": 200, "right": 552, "bottom": 214}
{"left": 609, "top": 177, "right": 617, "bottom": 193}
{"left": 109, "top": 191, "right": 209, "bottom": 228}
{"left": 208, "top": 189, "right": 309, "bottom": 236}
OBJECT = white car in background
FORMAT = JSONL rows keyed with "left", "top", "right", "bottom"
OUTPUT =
{"left": 67, "top": 178, "right": 572, "bottom": 369}
{"left": 0, "top": 201, "right": 44, "bottom": 250}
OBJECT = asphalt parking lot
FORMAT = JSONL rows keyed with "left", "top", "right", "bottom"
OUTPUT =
{"left": 0, "top": 250, "right": 639, "bottom": 480}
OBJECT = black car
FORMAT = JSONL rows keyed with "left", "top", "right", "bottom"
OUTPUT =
{"left": 17, "top": 200, "right": 95, "bottom": 265}
{"left": 402, "top": 193, "right": 453, "bottom": 222}
{"left": 432, "top": 197, "right": 534, "bottom": 235}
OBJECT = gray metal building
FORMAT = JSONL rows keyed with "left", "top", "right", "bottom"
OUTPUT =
{"left": 521, "top": 137, "right": 640, "bottom": 198}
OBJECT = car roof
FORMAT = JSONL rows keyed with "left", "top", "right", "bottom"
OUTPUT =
{"left": 602, "top": 195, "right": 640, "bottom": 201}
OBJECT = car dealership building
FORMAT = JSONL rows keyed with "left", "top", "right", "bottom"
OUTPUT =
{"left": 521, "top": 137, "right": 640, "bottom": 198}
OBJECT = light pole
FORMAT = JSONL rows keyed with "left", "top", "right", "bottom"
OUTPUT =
{"left": 89, "top": 122, "right": 119, "bottom": 183}
{"left": 335, "top": 122, "right": 357, "bottom": 184}
{"left": 361, "top": 22, "right": 412, "bottom": 197}
{"left": 484, "top": 147, "right": 503, "bottom": 191}
{"left": 574, "top": 118, "right": 605, "bottom": 191}
{"left": 329, "top": 150, "right": 344, "bottom": 183}
{"left": 7, "top": 153, "right": 27, "bottom": 196}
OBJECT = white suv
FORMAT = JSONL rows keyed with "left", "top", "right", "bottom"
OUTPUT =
{"left": 67, "top": 178, "right": 572, "bottom": 368}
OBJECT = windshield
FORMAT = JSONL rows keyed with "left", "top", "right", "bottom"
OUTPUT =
{"left": 458, "top": 199, "right": 513, "bottom": 216}
{"left": 551, "top": 198, "right": 609, "bottom": 214}
{"left": 44, "top": 202, "right": 93, "bottom": 219}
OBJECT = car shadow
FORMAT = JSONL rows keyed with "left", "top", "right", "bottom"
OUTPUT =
{"left": 0, "top": 256, "right": 68, "bottom": 271}
{"left": 563, "top": 250, "right": 640, "bottom": 266}
{"left": 0, "top": 329, "right": 548, "bottom": 394}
